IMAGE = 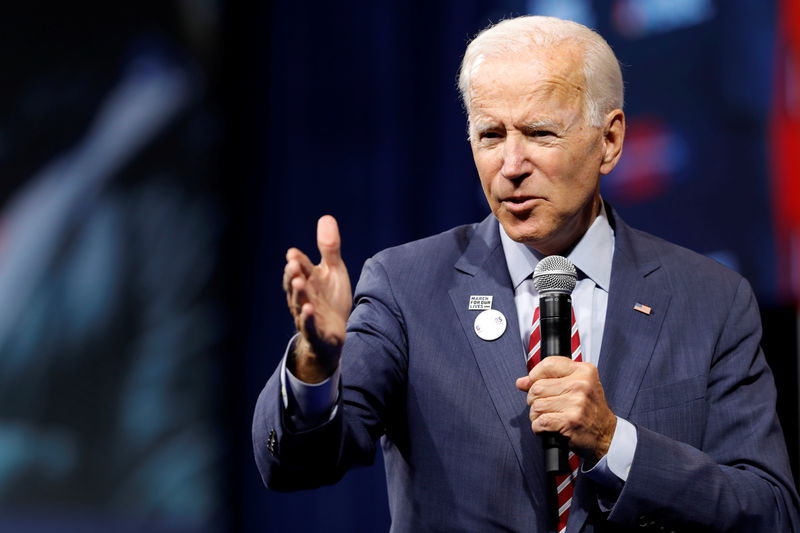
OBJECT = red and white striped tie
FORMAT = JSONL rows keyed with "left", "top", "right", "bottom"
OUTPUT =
{"left": 526, "top": 305, "right": 582, "bottom": 533}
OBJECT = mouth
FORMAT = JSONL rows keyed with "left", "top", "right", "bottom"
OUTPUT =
{"left": 501, "top": 195, "right": 541, "bottom": 213}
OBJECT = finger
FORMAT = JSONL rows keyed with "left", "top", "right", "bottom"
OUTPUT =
{"left": 528, "top": 355, "right": 577, "bottom": 380}
{"left": 286, "top": 248, "right": 315, "bottom": 278}
{"left": 289, "top": 276, "right": 311, "bottom": 317}
{"left": 530, "top": 411, "right": 567, "bottom": 434}
{"left": 284, "top": 259, "right": 311, "bottom": 304}
{"left": 317, "top": 215, "right": 343, "bottom": 268}
{"left": 283, "top": 259, "right": 305, "bottom": 293}
{"left": 527, "top": 375, "right": 579, "bottom": 402}
{"left": 529, "top": 393, "right": 568, "bottom": 416}
{"left": 516, "top": 376, "right": 532, "bottom": 392}
{"left": 289, "top": 277, "right": 317, "bottom": 336}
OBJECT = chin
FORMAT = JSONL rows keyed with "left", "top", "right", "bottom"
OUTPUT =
{"left": 499, "top": 219, "right": 563, "bottom": 255}
{"left": 500, "top": 221, "right": 546, "bottom": 245}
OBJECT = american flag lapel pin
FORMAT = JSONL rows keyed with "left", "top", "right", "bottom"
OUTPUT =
{"left": 634, "top": 302, "right": 652, "bottom": 315}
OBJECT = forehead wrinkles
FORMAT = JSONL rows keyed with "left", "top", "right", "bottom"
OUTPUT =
{"left": 468, "top": 44, "right": 588, "bottom": 117}
{"left": 531, "top": 74, "right": 584, "bottom": 103}
{"left": 469, "top": 67, "right": 586, "bottom": 132}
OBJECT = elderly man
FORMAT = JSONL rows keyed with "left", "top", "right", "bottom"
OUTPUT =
{"left": 253, "top": 15, "right": 799, "bottom": 532}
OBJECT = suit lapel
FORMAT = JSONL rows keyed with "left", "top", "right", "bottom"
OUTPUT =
{"left": 447, "top": 215, "right": 549, "bottom": 513}
{"left": 596, "top": 211, "right": 671, "bottom": 418}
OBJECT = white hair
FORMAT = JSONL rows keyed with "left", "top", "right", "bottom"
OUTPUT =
{"left": 458, "top": 16, "right": 624, "bottom": 128}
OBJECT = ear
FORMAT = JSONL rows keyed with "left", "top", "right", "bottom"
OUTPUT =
{"left": 599, "top": 109, "right": 625, "bottom": 175}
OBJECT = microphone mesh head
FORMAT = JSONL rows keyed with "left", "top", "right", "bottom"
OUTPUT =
{"left": 533, "top": 255, "right": 577, "bottom": 294}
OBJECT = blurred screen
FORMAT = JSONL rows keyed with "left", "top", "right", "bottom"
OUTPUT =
{"left": 0, "top": 2, "right": 225, "bottom": 532}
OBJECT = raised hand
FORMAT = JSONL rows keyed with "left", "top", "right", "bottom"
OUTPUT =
{"left": 283, "top": 215, "right": 352, "bottom": 383}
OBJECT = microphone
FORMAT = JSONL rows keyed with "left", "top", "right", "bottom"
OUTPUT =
{"left": 532, "top": 255, "right": 577, "bottom": 475}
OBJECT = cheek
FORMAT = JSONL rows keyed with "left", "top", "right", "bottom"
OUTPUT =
{"left": 553, "top": 152, "right": 593, "bottom": 185}
{"left": 473, "top": 153, "right": 499, "bottom": 191}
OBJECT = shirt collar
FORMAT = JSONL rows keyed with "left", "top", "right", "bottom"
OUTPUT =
{"left": 499, "top": 202, "right": 615, "bottom": 291}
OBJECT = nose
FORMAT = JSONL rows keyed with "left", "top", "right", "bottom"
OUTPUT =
{"left": 500, "top": 134, "right": 531, "bottom": 180}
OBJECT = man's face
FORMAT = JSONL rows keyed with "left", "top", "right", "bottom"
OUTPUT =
{"left": 468, "top": 44, "right": 619, "bottom": 255}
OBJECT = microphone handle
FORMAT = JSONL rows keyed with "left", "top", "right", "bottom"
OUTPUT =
{"left": 538, "top": 293, "right": 572, "bottom": 475}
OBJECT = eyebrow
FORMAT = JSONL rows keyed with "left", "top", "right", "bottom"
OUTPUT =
{"left": 520, "top": 120, "right": 565, "bottom": 135}
{"left": 468, "top": 118, "right": 566, "bottom": 139}
{"left": 468, "top": 119, "right": 500, "bottom": 136}
{"left": 523, "top": 120, "right": 561, "bottom": 130}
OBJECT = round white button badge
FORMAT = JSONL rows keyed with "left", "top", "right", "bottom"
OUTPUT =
{"left": 473, "top": 309, "right": 507, "bottom": 341}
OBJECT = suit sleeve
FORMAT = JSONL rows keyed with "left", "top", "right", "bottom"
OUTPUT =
{"left": 252, "top": 256, "right": 407, "bottom": 491}
{"left": 606, "top": 278, "right": 800, "bottom": 531}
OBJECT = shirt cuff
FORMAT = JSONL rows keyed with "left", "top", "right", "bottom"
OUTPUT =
{"left": 280, "top": 334, "right": 340, "bottom": 428}
{"left": 583, "top": 416, "right": 636, "bottom": 489}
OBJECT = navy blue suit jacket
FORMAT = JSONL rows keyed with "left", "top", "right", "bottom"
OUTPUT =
{"left": 254, "top": 207, "right": 799, "bottom": 532}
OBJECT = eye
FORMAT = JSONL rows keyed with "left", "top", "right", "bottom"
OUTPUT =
{"left": 530, "top": 130, "right": 555, "bottom": 138}
{"left": 476, "top": 129, "right": 504, "bottom": 144}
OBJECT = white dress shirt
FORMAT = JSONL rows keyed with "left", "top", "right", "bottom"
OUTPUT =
{"left": 499, "top": 203, "right": 635, "bottom": 487}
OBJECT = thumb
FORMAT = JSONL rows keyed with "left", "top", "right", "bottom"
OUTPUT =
{"left": 317, "top": 215, "right": 343, "bottom": 267}
{"left": 530, "top": 356, "right": 575, "bottom": 380}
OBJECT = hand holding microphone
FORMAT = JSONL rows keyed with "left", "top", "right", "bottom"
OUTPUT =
{"left": 532, "top": 256, "right": 578, "bottom": 474}
{"left": 515, "top": 256, "right": 617, "bottom": 470}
